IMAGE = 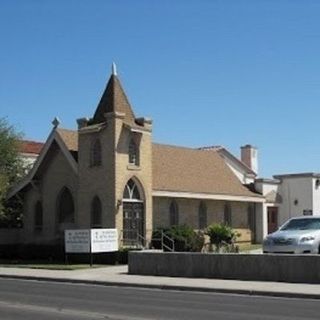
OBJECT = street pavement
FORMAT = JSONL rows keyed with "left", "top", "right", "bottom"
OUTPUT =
{"left": 0, "top": 264, "right": 319, "bottom": 299}
{"left": 0, "top": 278, "right": 319, "bottom": 320}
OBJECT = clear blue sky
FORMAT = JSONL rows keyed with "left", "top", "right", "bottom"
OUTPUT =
{"left": 1, "top": 0, "right": 320, "bottom": 178}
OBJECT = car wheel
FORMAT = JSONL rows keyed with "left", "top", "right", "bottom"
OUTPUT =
{"left": 318, "top": 245, "right": 320, "bottom": 254}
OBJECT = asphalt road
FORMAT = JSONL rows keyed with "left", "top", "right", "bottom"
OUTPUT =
{"left": 0, "top": 278, "right": 319, "bottom": 320}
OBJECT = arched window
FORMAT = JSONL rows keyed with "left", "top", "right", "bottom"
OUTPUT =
{"left": 91, "top": 139, "right": 102, "bottom": 167}
{"left": 91, "top": 196, "right": 102, "bottom": 228}
{"left": 123, "top": 179, "right": 141, "bottom": 200}
{"left": 198, "top": 201, "right": 207, "bottom": 229}
{"left": 57, "top": 187, "right": 75, "bottom": 223}
{"left": 169, "top": 200, "right": 179, "bottom": 226}
{"left": 248, "top": 204, "right": 255, "bottom": 230}
{"left": 34, "top": 201, "right": 43, "bottom": 231}
{"left": 224, "top": 203, "right": 232, "bottom": 226}
{"left": 128, "top": 139, "right": 139, "bottom": 166}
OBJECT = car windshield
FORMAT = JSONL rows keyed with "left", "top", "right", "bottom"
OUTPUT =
{"left": 280, "top": 218, "right": 320, "bottom": 231}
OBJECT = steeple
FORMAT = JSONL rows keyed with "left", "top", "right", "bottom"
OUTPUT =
{"left": 92, "top": 64, "right": 136, "bottom": 125}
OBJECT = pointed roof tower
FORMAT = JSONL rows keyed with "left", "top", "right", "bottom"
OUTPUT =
{"left": 91, "top": 63, "right": 136, "bottom": 125}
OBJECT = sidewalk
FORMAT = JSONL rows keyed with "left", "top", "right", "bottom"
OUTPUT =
{"left": 0, "top": 265, "right": 319, "bottom": 299}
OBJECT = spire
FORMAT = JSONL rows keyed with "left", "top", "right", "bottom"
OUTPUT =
{"left": 91, "top": 65, "right": 136, "bottom": 125}
{"left": 112, "top": 62, "right": 117, "bottom": 76}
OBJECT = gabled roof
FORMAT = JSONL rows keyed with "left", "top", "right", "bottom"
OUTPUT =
{"left": 56, "top": 128, "right": 78, "bottom": 151}
{"left": 199, "top": 145, "right": 256, "bottom": 176}
{"left": 92, "top": 74, "right": 136, "bottom": 125}
{"left": 13, "top": 129, "right": 262, "bottom": 201}
{"left": 19, "top": 140, "right": 44, "bottom": 155}
{"left": 152, "top": 143, "right": 262, "bottom": 199}
{"left": 8, "top": 128, "right": 78, "bottom": 198}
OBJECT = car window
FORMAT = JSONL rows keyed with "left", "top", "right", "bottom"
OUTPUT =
{"left": 281, "top": 218, "right": 320, "bottom": 231}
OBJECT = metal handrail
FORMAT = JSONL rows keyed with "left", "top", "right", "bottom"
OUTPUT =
{"left": 120, "top": 229, "right": 147, "bottom": 249}
{"left": 161, "top": 231, "right": 175, "bottom": 252}
{"left": 137, "top": 233, "right": 146, "bottom": 248}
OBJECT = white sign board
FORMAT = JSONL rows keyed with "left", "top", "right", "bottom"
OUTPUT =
{"left": 91, "top": 229, "right": 118, "bottom": 253}
{"left": 65, "top": 229, "right": 118, "bottom": 253}
{"left": 65, "top": 229, "right": 90, "bottom": 253}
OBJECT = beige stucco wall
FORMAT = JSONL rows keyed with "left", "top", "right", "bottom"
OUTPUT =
{"left": 114, "top": 118, "right": 153, "bottom": 242}
{"left": 23, "top": 146, "right": 78, "bottom": 244}
{"left": 153, "top": 197, "right": 250, "bottom": 229}
{"left": 77, "top": 124, "right": 116, "bottom": 229}
{"left": 77, "top": 115, "right": 153, "bottom": 244}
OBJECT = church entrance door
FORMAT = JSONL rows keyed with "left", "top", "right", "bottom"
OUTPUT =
{"left": 123, "top": 202, "right": 144, "bottom": 246}
{"left": 122, "top": 179, "right": 145, "bottom": 246}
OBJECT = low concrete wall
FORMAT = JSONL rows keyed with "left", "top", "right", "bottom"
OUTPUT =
{"left": 0, "top": 229, "right": 22, "bottom": 245}
{"left": 128, "top": 251, "right": 320, "bottom": 284}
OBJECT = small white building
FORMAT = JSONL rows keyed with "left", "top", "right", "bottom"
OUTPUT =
{"left": 255, "top": 173, "right": 320, "bottom": 238}
{"left": 19, "top": 140, "right": 44, "bottom": 169}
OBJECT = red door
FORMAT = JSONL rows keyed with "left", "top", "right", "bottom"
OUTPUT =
{"left": 267, "top": 207, "right": 278, "bottom": 234}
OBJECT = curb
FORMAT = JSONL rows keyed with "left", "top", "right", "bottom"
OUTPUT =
{"left": 0, "top": 274, "right": 320, "bottom": 300}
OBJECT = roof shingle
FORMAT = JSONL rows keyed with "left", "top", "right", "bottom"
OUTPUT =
{"left": 54, "top": 129, "right": 261, "bottom": 198}
{"left": 152, "top": 143, "right": 261, "bottom": 198}
{"left": 92, "top": 75, "right": 136, "bottom": 125}
{"left": 56, "top": 128, "right": 78, "bottom": 151}
{"left": 19, "top": 140, "right": 44, "bottom": 154}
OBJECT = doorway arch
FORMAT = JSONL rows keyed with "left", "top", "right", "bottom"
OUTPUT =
{"left": 122, "top": 178, "right": 144, "bottom": 245}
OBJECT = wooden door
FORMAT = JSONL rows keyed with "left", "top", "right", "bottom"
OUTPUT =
{"left": 123, "top": 202, "right": 144, "bottom": 245}
{"left": 267, "top": 207, "right": 278, "bottom": 234}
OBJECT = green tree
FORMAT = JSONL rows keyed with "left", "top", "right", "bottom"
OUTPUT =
{"left": 0, "top": 118, "right": 24, "bottom": 227}
{"left": 205, "top": 223, "right": 239, "bottom": 252}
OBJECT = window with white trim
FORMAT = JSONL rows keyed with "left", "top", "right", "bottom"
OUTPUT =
{"left": 123, "top": 179, "right": 141, "bottom": 200}
{"left": 128, "top": 139, "right": 139, "bottom": 166}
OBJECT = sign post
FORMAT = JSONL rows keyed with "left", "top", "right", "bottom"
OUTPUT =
{"left": 65, "top": 229, "right": 118, "bottom": 266}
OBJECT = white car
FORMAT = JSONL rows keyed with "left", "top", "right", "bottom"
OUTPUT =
{"left": 263, "top": 216, "right": 320, "bottom": 254}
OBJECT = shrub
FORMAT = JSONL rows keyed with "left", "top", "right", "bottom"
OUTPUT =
{"left": 205, "top": 223, "right": 239, "bottom": 252}
{"left": 152, "top": 225, "right": 205, "bottom": 252}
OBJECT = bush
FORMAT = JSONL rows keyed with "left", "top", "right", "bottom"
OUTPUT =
{"left": 205, "top": 223, "right": 239, "bottom": 253}
{"left": 152, "top": 225, "right": 205, "bottom": 252}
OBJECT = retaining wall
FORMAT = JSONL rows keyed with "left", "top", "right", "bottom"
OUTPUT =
{"left": 0, "top": 229, "right": 22, "bottom": 245}
{"left": 128, "top": 251, "right": 320, "bottom": 284}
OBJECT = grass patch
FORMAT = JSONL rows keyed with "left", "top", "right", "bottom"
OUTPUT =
{"left": 0, "top": 259, "right": 104, "bottom": 270}
{"left": 238, "top": 243, "right": 262, "bottom": 252}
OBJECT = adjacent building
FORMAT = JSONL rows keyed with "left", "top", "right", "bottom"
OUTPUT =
{"left": 255, "top": 173, "right": 320, "bottom": 235}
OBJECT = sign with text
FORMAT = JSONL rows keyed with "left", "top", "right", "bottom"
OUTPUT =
{"left": 65, "top": 229, "right": 118, "bottom": 253}
{"left": 91, "top": 229, "right": 118, "bottom": 253}
{"left": 65, "top": 229, "right": 90, "bottom": 253}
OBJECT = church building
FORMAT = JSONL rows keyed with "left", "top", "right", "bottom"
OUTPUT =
{"left": 9, "top": 65, "right": 265, "bottom": 247}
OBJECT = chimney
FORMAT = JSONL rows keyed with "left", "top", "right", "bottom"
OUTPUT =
{"left": 241, "top": 144, "right": 258, "bottom": 174}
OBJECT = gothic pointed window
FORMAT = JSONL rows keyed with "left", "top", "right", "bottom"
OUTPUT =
{"left": 57, "top": 187, "right": 75, "bottom": 223}
{"left": 123, "top": 179, "right": 141, "bottom": 200}
{"left": 34, "top": 201, "right": 43, "bottom": 231}
{"left": 91, "top": 138, "right": 102, "bottom": 167}
{"left": 224, "top": 203, "right": 232, "bottom": 226}
{"left": 198, "top": 201, "right": 207, "bottom": 229}
{"left": 128, "top": 138, "right": 139, "bottom": 166}
{"left": 169, "top": 200, "right": 179, "bottom": 226}
{"left": 91, "top": 196, "right": 102, "bottom": 228}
